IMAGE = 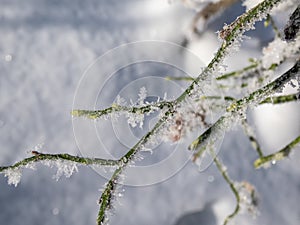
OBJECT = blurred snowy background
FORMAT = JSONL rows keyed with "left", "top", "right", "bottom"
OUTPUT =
{"left": 0, "top": 0, "right": 299, "bottom": 225}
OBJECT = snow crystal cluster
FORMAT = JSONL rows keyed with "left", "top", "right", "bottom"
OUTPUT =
{"left": 114, "top": 87, "right": 170, "bottom": 129}
{"left": 4, "top": 168, "right": 22, "bottom": 187}
{"left": 3, "top": 161, "right": 37, "bottom": 187}
{"left": 262, "top": 36, "right": 300, "bottom": 69}
{"left": 42, "top": 160, "right": 78, "bottom": 181}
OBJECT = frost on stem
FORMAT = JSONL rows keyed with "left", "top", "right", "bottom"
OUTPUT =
{"left": 42, "top": 160, "right": 78, "bottom": 181}
{"left": 4, "top": 168, "right": 22, "bottom": 187}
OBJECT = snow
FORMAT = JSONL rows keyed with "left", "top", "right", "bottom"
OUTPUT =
{"left": 0, "top": 1, "right": 300, "bottom": 225}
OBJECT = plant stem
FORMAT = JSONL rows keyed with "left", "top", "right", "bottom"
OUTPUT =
{"left": 212, "top": 151, "right": 240, "bottom": 225}
{"left": 242, "top": 119, "right": 264, "bottom": 157}
{"left": 72, "top": 101, "right": 174, "bottom": 119}
{"left": 0, "top": 151, "right": 119, "bottom": 173}
{"left": 190, "top": 60, "right": 300, "bottom": 156}
{"left": 259, "top": 93, "right": 299, "bottom": 104}
{"left": 254, "top": 135, "right": 300, "bottom": 168}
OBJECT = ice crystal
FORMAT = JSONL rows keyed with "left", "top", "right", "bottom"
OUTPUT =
{"left": 4, "top": 168, "right": 22, "bottom": 187}
{"left": 137, "top": 86, "right": 147, "bottom": 105}
{"left": 127, "top": 112, "right": 144, "bottom": 128}
{"left": 42, "top": 160, "right": 78, "bottom": 181}
{"left": 115, "top": 95, "right": 127, "bottom": 106}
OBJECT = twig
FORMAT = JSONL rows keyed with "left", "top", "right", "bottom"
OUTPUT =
{"left": 259, "top": 93, "right": 299, "bottom": 104}
{"left": 265, "top": 14, "right": 281, "bottom": 38}
{"left": 72, "top": 101, "right": 174, "bottom": 119}
{"left": 254, "top": 135, "right": 300, "bottom": 168}
{"left": 211, "top": 149, "right": 240, "bottom": 225}
{"left": 190, "top": 60, "right": 300, "bottom": 157}
{"left": 241, "top": 119, "right": 264, "bottom": 157}
{"left": 0, "top": 151, "right": 119, "bottom": 173}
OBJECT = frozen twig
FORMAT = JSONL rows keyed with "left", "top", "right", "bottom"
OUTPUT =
{"left": 254, "top": 135, "right": 300, "bottom": 168}
{"left": 190, "top": 60, "right": 300, "bottom": 157}
{"left": 98, "top": 1, "right": 287, "bottom": 223}
{"left": 211, "top": 149, "right": 240, "bottom": 225}
{"left": 72, "top": 101, "right": 174, "bottom": 120}
{"left": 242, "top": 119, "right": 264, "bottom": 157}
{"left": 259, "top": 93, "right": 299, "bottom": 104}
{"left": 0, "top": 151, "right": 119, "bottom": 173}
{"left": 265, "top": 14, "right": 281, "bottom": 38}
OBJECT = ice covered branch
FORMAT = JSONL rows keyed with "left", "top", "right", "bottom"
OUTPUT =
{"left": 0, "top": 151, "right": 119, "bottom": 186}
{"left": 190, "top": 60, "right": 300, "bottom": 158}
{"left": 97, "top": 1, "right": 288, "bottom": 223}
{"left": 213, "top": 154, "right": 240, "bottom": 225}
{"left": 72, "top": 100, "right": 174, "bottom": 120}
{"left": 0, "top": 151, "right": 119, "bottom": 172}
{"left": 254, "top": 135, "right": 300, "bottom": 168}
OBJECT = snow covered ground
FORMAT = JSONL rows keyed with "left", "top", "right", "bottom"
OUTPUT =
{"left": 0, "top": 1, "right": 299, "bottom": 225}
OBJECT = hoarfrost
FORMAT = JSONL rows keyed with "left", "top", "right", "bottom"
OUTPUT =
{"left": 137, "top": 86, "right": 147, "bottom": 105}
{"left": 127, "top": 112, "right": 144, "bottom": 128}
{"left": 42, "top": 160, "right": 78, "bottom": 181}
{"left": 4, "top": 168, "right": 22, "bottom": 187}
{"left": 115, "top": 95, "right": 127, "bottom": 106}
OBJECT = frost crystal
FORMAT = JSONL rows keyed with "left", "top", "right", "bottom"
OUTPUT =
{"left": 127, "top": 112, "right": 144, "bottom": 128}
{"left": 115, "top": 95, "right": 126, "bottom": 106}
{"left": 137, "top": 87, "right": 147, "bottom": 105}
{"left": 42, "top": 160, "right": 78, "bottom": 181}
{"left": 4, "top": 168, "right": 22, "bottom": 187}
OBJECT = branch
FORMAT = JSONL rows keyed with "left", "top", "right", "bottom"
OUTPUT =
{"left": 190, "top": 60, "right": 300, "bottom": 158}
{"left": 259, "top": 93, "right": 299, "bottom": 104}
{"left": 254, "top": 135, "right": 300, "bottom": 168}
{"left": 242, "top": 119, "right": 264, "bottom": 158}
{"left": 89, "top": 0, "right": 286, "bottom": 223}
{"left": 72, "top": 101, "right": 174, "bottom": 119}
{"left": 0, "top": 151, "right": 119, "bottom": 173}
{"left": 265, "top": 14, "right": 281, "bottom": 38}
{"left": 213, "top": 154, "right": 240, "bottom": 225}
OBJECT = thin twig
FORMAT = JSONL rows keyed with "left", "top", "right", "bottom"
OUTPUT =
{"left": 72, "top": 100, "right": 174, "bottom": 119}
{"left": 254, "top": 135, "right": 300, "bottom": 168}
{"left": 241, "top": 119, "right": 264, "bottom": 157}
{"left": 0, "top": 151, "right": 119, "bottom": 173}
{"left": 190, "top": 60, "right": 300, "bottom": 156}
{"left": 211, "top": 150, "right": 240, "bottom": 225}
